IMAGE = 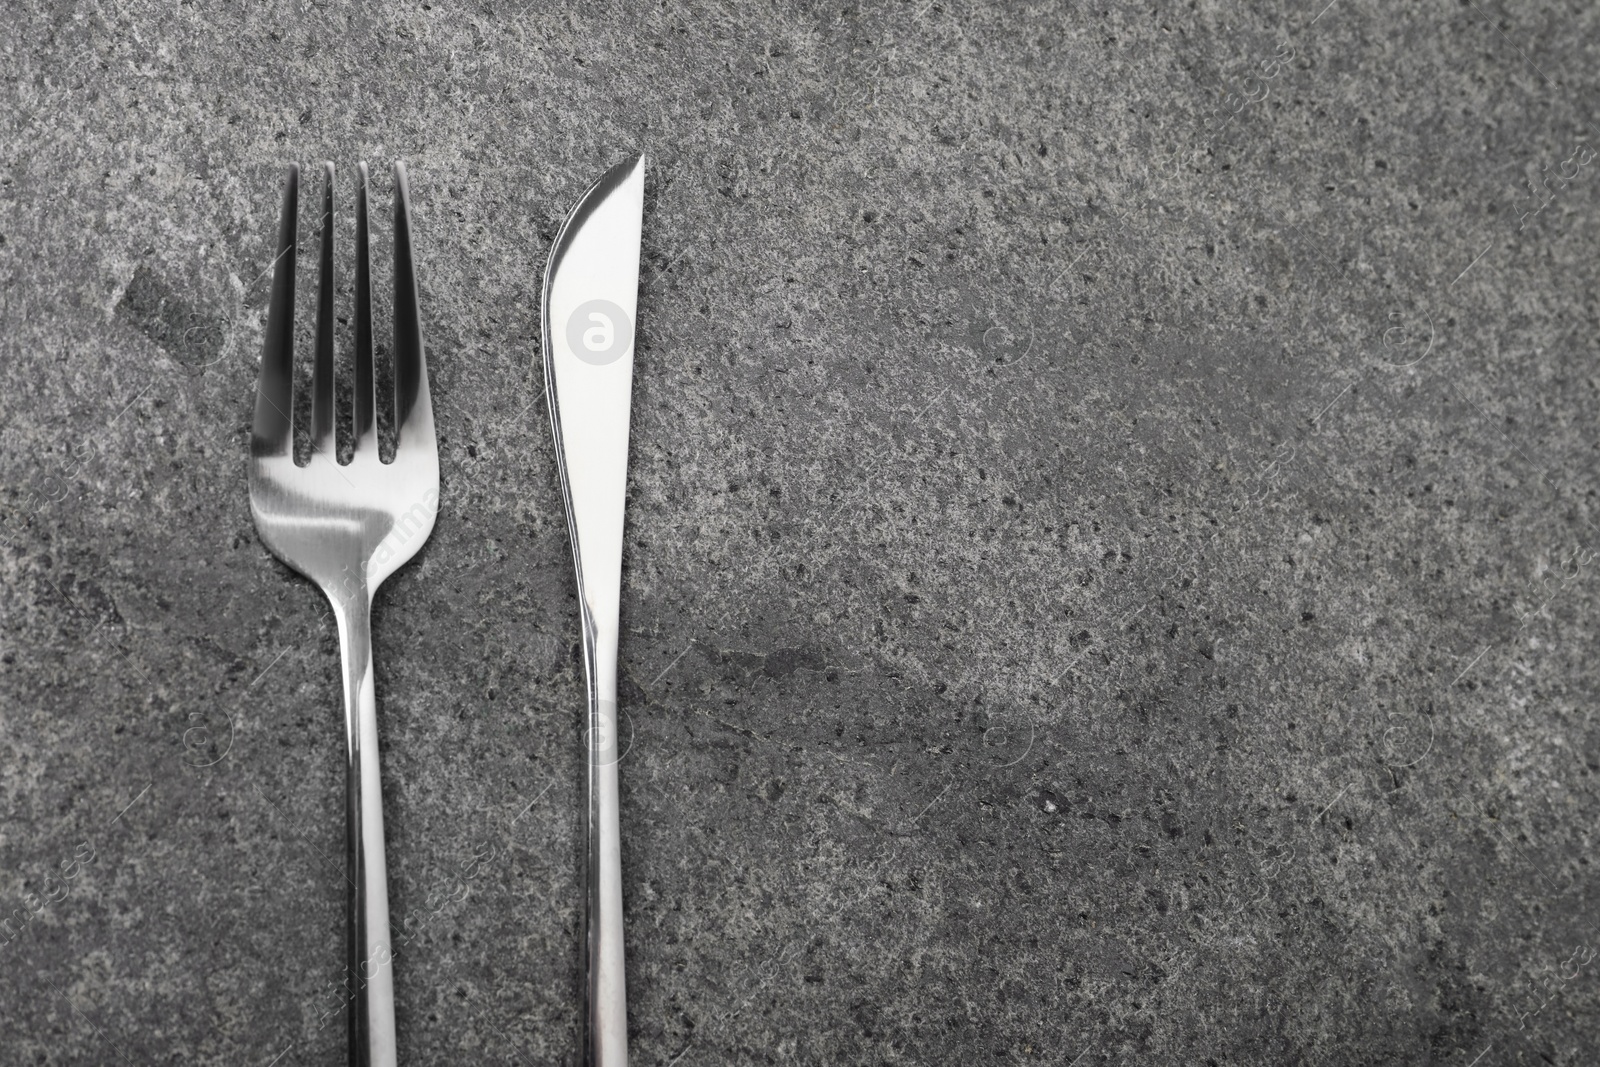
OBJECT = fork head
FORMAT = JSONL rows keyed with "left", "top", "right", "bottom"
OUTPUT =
{"left": 248, "top": 161, "right": 440, "bottom": 605}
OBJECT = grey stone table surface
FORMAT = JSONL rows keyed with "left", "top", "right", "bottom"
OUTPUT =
{"left": 3, "top": 1, "right": 1600, "bottom": 1064}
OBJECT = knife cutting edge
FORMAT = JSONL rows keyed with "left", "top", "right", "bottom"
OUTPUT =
{"left": 541, "top": 153, "right": 645, "bottom": 1067}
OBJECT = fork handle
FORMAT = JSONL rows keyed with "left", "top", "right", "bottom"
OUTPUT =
{"left": 335, "top": 592, "right": 398, "bottom": 1067}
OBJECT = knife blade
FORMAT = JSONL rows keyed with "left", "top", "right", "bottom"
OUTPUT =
{"left": 541, "top": 153, "right": 644, "bottom": 1067}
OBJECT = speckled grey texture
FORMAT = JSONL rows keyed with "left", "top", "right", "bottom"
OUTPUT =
{"left": 3, "top": 1, "right": 1600, "bottom": 1063}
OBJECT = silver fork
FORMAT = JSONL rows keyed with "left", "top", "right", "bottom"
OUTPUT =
{"left": 248, "top": 160, "right": 439, "bottom": 1067}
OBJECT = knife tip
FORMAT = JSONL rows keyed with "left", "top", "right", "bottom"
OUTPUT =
{"left": 616, "top": 151, "right": 645, "bottom": 181}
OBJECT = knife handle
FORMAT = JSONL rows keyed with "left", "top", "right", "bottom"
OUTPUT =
{"left": 586, "top": 648, "right": 627, "bottom": 1066}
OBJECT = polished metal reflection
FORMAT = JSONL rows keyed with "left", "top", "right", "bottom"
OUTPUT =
{"left": 248, "top": 160, "right": 439, "bottom": 1067}
{"left": 542, "top": 154, "right": 645, "bottom": 1067}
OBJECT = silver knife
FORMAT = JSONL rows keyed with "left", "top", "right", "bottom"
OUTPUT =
{"left": 542, "top": 154, "right": 645, "bottom": 1067}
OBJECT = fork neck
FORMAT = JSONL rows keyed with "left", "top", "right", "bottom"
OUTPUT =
{"left": 326, "top": 578, "right": 374, "bottom": 753}
{"left": 325, "top": 570, "right": 373, "bottom": 626}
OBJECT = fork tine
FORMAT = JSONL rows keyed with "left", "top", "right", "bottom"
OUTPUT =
{"left": 391, "top": 160, "right": 434, "bottom": 452}
{"left": 251, "top": 163, "right": 299, "bottom": 459}
{"left": 352, "top": 162, "right": 378, "bottom": 457}
{"left": 310, "top": 161, "right": 337, "bottom": 458}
